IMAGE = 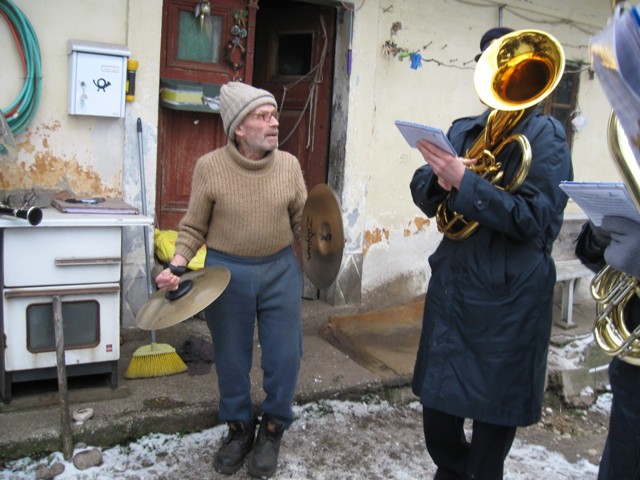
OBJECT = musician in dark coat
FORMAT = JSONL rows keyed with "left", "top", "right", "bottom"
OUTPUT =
{"left": 409, "top": 27, "right": 573, "bottom": 480}
{"left": 575, "top": 217, "right": 640, "bottom": 480}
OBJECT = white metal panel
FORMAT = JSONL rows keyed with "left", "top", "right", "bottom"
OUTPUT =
{"left": 3, "top": 227, "right": 122, "bottom": 287}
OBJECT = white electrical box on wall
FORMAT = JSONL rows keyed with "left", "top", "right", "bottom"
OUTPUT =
{"left": 68, "top": 40, "right": 131, "bottom": 118}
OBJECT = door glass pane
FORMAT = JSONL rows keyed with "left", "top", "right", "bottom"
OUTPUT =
{"left": 553, "top": 75, "right": 574, "bottom": 104}
{"left": 278, "top": 33, "right": 312, "bottom": 75}
{"left": 177, "top": 10, "right": 223, "bottom": 64}
{"left": 27, "top": 301, "right": 100, "bottom": 352}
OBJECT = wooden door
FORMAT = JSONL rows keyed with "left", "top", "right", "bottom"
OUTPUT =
{"left": 252, "top": 0, "right": 335, "bottom": 191}
{"left": 157, "top": 0, "right": 257, "bottom": 229}
{"left": 157, "top": 0, "right": 336, "bottom": 234}
{"left": 252, "top": 1, "right": 336, "bottom": 297}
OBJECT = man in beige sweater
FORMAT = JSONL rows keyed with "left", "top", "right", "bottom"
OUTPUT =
{"left": 155, "top": 82, "right": 307, "bottom": 479}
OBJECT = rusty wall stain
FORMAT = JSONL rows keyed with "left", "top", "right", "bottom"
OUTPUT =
{"left": 17, "top": 133, "right": 35, "bottom": 154}
{"left": 366, "top": 218, "right": 431, "bottom": 255}
{"left": 0, "top": 121, "right": 117, "bottom": 197}
{"left": 414, "top": 217, "right": 430, "bottom": 231}
{"left": 0, "top": 153, "right": 116, "bottom": 197}
{"left": 363, "top": 227, "right": 389, "bottom": 256}
{"left": 404, "top": 216, "right": 431, "bottom": 237}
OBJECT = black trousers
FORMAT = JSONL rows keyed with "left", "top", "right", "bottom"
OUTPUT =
{"left": 423, "top": 407, "right": 517, "bottom": 480}
{"left": 597, "top": 357, "right": 640, "bottom": 480}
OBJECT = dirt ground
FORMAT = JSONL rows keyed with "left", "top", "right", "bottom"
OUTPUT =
{"left": 1, "top": 388, "right": 610, "bottom": 480}
{"left": 517, "top": 390, "right": 609, "bottom": 464}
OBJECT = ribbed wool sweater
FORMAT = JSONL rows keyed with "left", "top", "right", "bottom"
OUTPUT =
{"left": 174, "top": 142, "right": 307, "bottom": 260}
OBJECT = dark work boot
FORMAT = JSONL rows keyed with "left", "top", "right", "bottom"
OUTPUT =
{"left": 247, "top": 415, "right": 285, "bottom": 479}
{"left": 213, "top": 419, "right": 258, "bottom": 474}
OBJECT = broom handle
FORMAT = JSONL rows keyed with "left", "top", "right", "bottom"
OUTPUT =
{"left": 137, "top": 118, "right": 156, "bottom": 345}
{"left": 137, "top": 119, "right": 153, "bottom": 294}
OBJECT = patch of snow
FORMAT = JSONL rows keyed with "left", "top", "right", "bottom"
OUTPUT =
{"left": 0, "top": 399, "right": 601, "bottom": 480}
{"left": 548, "top": 334, "right": 596, "bottom": 370}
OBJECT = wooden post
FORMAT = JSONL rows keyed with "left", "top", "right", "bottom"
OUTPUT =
{"left": 53, "top": 295, "right": 73, "bottom": 460}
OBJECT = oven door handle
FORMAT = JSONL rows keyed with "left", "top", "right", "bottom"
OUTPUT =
{"left": 55, "top": 257, "right": 122, "bottom": 266}
{"left": 4, "top": 284, "right": 120, "bottom": 298}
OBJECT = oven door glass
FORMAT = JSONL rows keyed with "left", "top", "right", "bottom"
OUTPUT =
{"left": 27, "top": 300, "right": 100, "bottom": 352}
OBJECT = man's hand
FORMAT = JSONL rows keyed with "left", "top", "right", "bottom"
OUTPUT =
{"left": 155, "top": 254, "right": 188, "bottom": 291}
{"left": 601, "top": 216, "right": 640, "bottom": 278}
{"left": 416, "top": 140, "right": 475, "bottom": 191}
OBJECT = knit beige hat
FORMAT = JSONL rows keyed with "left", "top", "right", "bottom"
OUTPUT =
{"left": 219, "top": 82, "right": 277, "bottom": 141}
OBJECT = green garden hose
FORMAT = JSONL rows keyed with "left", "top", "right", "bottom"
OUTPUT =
{"left": 0, "top": 0, "right": 42, "bottom": 137}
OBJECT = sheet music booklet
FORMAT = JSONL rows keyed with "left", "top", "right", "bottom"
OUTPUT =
{"left": 51, "top": 194, "right": 139, "bottom": 215}
{"left": 559, "top": 181, "right": 640, "bottom": 226}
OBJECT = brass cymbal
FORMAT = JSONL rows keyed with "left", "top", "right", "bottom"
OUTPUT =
{"left": 135, "top": 266, "right": 231, "bottom": 330}
{"left": 302, "top": 183, "right": 344, "bottom": 289}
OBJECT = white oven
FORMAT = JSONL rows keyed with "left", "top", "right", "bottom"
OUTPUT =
{"left": 0, "top": 209, "right": 151, "bottom": 403}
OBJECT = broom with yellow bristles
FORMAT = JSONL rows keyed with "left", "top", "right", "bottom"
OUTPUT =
{"left": 125, "top": 331, "right": 187, "bottom": 379}
{"left": 125, "top": 118, "right": 187, "bottom": 379}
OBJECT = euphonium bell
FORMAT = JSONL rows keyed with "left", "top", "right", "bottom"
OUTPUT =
{"left": 436, "top": 29, "right": 565, "bottom": 240}
{"left": 592, "top": 265, "right": 640, "bottom": 364}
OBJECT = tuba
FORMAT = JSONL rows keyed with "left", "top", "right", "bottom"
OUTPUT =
{"left": 590, "top": 112, "right": 640, "bottom": 365}
{"left": 436, "top": 30, "right": 565, "bottom": 240}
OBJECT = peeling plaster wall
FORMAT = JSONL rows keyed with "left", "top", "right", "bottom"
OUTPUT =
{"left": 0, "top": 1, "right": 129, "bottom": 197}
{"left": 337, "top": 0, "right": 612, "bottom": 309}
{"left": 0, "top": 0, "right": 162, "bottom": 327}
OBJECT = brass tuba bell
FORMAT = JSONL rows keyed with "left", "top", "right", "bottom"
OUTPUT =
{"left": 590, "top": 112, "right": 640, "bottom": 365}
{"left": 436, "top": 29, "right": 565, "bottom": 240}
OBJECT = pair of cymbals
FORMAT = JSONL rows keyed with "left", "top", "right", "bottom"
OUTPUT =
{"left": 136, "top": 183, "right": 344, "bottom": 330}
{"left": 301, "top": 183, "right": 344, "bottom": 290}
{"left": 135, "top": 266, "right": 230, "bottom": 331}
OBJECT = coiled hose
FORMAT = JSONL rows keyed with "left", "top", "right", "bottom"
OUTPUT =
{"left": 0, "top": 0, "right": 42, "bottom": 136}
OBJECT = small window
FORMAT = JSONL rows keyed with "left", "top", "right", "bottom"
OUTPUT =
{"left": 541, "top": 61, "right": 581, "bottom": 148}
{"left": 163, "top": 1, "right": 240, "bottom": 84}
{"left": 277, "top": 33, "right": 312, "bottom": 76}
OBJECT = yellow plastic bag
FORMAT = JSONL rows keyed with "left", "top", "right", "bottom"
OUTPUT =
{"left": 154, "top": 228, "right": 206, "bottom": 270}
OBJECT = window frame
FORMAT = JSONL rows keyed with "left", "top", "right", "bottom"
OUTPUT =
{"left": 541, "top": 61, "right": 582, "bottom": 148}
{"left": 162, "top": 0, "right": 248, "bottom": 84}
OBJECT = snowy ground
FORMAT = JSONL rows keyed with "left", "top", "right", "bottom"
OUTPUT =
{"left": 1, "top": 394, "right": 609, "bottom": 480}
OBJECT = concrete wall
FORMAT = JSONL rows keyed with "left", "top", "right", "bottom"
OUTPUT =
{"left": 0, "top": 0, "right": 617, "bottom": 325}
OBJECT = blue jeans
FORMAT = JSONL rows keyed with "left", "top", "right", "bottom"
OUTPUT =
{"left": 204, "top": 247, "right": 303, "bottom": 428}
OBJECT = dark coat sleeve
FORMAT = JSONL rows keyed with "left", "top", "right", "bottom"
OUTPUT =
{"left": 410, "top": 164, "right": 448, "bottom": 217}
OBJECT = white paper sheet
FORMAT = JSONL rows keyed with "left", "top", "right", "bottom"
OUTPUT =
{"left": 394, "top": 120, "right": 457, "bottom": 156}
{"left": 559, "top": 181, "right": 640, "bottom": 226}
{"left": 590, "top": 5, "right": 640, "bottom": 166}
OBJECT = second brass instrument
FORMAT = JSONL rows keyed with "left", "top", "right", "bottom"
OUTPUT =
{"left": 590, "top": 113, "right": 640, "bottom": 365}
{"left": 436, "top": 30, "right": 565, "bottom": 240}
